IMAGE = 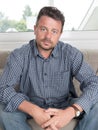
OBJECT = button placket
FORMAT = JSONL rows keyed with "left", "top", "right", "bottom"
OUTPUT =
{"left": 43, "top": 60, "right": 49, "bottom": 87}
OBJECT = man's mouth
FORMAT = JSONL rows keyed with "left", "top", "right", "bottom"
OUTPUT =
{"left": 42, "top": 38, "right": 52, "bottom": 44}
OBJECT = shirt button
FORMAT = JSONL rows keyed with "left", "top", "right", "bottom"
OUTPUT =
{"left": 44, "top": 73, "right": 47, "bottom": 76}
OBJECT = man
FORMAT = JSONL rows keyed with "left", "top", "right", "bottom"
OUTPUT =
{"left": 0, "top": 6, "right": 98, "bottom": 130}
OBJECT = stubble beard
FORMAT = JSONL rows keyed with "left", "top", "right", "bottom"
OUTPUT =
{"left": 39, "top": 38, "right": 54, "bottom": 51}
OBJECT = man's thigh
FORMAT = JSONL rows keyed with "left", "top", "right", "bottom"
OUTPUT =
{"left": 0, "top": 103, "right": 31, "bottom": 130}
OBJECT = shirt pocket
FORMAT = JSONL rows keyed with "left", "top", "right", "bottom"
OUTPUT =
{"left": 49, "top": 70, "right": 70, "bottom": 96}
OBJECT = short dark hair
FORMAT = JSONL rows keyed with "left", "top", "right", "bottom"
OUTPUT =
{"left": 36, "top": 6, "right": 65, "bottom": 32}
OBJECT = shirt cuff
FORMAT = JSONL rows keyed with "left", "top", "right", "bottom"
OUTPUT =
{"left": 4, "top": 93, "right": 29, "bottom": 112}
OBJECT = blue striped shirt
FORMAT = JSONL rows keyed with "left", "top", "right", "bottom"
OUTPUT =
{"left": 0, "top": 39, "right": 98, "bottom": 114}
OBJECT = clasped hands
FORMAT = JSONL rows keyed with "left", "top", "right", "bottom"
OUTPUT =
{"left": 32, "top": 106, "right": 75, "bottom": 130}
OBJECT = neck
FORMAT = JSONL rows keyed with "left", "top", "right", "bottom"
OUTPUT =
{"left": 39, "top": 49, "right": 52, "bottom": 59}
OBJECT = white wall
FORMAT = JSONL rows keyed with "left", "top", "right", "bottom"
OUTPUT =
{"left": 0, "top": 31, "right": 98, "bottom": 51}
{"left": 60, "top": 31, "right": 98, "bottom": 50}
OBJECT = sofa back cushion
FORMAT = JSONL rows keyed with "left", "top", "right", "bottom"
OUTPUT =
{"left": 0, "top": 51, "right": 10, "bottom": 74}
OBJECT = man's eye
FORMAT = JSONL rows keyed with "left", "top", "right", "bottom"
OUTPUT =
{"left": 40, "top": 27, "right": 46, "bottom": 32}
{"left": 52, "top": 30, "right": 58, "bottom": 34}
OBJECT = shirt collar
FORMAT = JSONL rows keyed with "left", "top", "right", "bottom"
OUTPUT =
{"left": 33, "top": 40, "right": 39, "bottom": 57}
{"left": 51, "top": 43, "right": 59, "bottom": 58}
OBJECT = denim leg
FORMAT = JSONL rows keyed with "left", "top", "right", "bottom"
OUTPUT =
{"left": 74, "top": 101, "right": 98, "bottom": 130}
{"left": 0, "top": 103, "right": 31, "bottom": 130}
{"left": 0, "top": 103, "right": 4, "bottom": 130}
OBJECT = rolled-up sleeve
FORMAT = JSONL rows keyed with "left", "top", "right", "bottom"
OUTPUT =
{"left": 0, "top": 48, "right": 29, "bottom": 112}
{"left": 71, "top": 48, "right": 98, "bottom": 114}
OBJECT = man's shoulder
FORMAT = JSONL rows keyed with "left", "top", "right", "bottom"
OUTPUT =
{"left": 9, "top": 39, "right": 35, "bottom": 60}
{"left": 58, "top": 41, "right": 74, "bottom": 51}
{"left": 58, "top": 41, "right": 82, "bottom": 58}
{"left": 12, "top": 39, "right": 34, "bottom": 54}
{"left": 59, "top": 41, "right": 80, "bottom": 51}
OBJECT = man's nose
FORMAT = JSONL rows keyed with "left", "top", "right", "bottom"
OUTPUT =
{"left": 45, "top": 31, "right": 52, "bottom": 38}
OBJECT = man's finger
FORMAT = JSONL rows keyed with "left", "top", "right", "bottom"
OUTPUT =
{"left": 42, "top": 119, "right": 53, "bottom": 129}
{"left": 45, "top": 108, "right": 59, "bottom": 113}
{"left": 50, "top": 124, "right": 59, "bottom": 130}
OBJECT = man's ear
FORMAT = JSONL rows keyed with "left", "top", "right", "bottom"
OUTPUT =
{"left": 34, "top": 25, "right": 36, "bottom": 35}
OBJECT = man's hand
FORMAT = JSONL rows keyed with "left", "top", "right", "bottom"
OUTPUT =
{"left": 31, "top": 105, "right": 51, "bottom": 127}
{"left": 18, "top": 100, "right": 51, "bottom": 128}
{"left": 45, "top": 125, "right": 58, "bottom": 130}
{"left": 31, "top": 105, "right": 59, "bottom": 130}
{"left": 42, "top": 107, "right": 75, "bottom": 130}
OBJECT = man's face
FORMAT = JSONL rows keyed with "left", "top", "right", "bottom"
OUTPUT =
{"left": 34, "top": 16, "right": 62, "bottom": 52}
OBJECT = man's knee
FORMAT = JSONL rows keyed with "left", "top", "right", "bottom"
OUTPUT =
{"left": 0, "top": 103, "right": 31, "bottom": 130}
{"left": 90, "top": 101, "right": 98, "bottom": 117}
{"left": 0, "top": 103, "right": 6, "bottom": 130}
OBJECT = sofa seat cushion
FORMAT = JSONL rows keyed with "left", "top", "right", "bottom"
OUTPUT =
{"left": 28, "top": 118, "right": 78, "bottom": 130}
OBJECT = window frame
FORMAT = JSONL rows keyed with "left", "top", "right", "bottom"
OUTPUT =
{"left": 0, "top": 31, "right": 98, "bottom": 51}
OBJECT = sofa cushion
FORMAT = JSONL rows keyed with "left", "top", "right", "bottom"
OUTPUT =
{"left": 28, "top": 118, "right": 78, "bottom": 130}
{"left": 0, "top": 51, "right": 10, "bottom": 69}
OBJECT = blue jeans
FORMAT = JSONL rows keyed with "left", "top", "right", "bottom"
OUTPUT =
{"left": 75, "top": 101, "right": 98, "bottom": 130}
{"left": 0, "top": 103, "right": 31, "bottom": 130}
{"left": 0, "top": 102, "right": 98, "bottom": 130}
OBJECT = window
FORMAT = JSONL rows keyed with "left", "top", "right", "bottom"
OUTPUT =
{"left": 0, "top": 0, "right": 98, "bottom": 32}
{"left": 0, "top": 0, "right": 49, "bottom": 32}
{"left": 53, "top": 0, "right": 98, "bottom": 31}
{"left": 0, "top": 0, "right": 98, "bottom": 51}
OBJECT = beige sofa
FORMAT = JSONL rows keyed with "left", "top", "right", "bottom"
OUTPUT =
{"left": 0, "top": 49, "right": 98, "bottom": 130}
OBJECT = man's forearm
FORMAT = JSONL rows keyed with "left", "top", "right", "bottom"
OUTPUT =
{"left": 72, "top": 103, "right": 83, "bottom": 112}
{"left": 18, "top": 100, "right": 38, "bottom": 117}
